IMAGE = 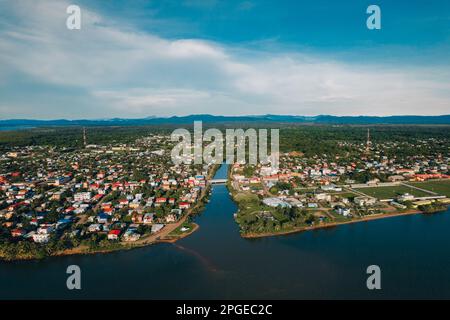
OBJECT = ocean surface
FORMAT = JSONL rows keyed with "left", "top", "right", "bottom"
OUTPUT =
{"left": 1, "top": 164, "right": 450, "bottom": 299}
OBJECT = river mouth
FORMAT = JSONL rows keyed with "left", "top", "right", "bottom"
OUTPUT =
{"left": 2, "top": 163, "right": 450, "bottom": 299}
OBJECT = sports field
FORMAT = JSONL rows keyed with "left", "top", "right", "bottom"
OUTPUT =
{"left": 408, "top": 180, "right": 450, "bottom": 197}
{"left": 354, "top": 185, "right": 432, "bottom": 200}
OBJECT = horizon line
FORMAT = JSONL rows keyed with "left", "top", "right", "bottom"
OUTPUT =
{"left": 2, "top": 114, "right": 450, "bottom": 122}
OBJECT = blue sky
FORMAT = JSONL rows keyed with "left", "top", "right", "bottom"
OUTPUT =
{"left": 0, "top": 0, "right": 449, "bottom": 119}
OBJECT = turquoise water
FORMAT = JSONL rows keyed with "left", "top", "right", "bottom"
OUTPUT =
{"left": 1, "top": 164, "right": 450, "bottom": 299}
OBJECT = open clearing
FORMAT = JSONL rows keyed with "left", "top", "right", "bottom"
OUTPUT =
{"left": 354, "top": 185, "right": 432, "bottom": 199}
{"left": 408, "top": 180, "right": 450, "bottom": 197}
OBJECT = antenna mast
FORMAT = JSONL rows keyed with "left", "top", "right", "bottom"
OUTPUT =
{"left": 366, "top": 128, "right": 371, "bottom": 153}
{"left": 83, "top": 127, "right": 87, "bottom": 147}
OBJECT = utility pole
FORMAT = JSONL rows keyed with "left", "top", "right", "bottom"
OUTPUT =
{"left": 83, "top": 127, "right": 87, "bottom": 148}
{"left": 366, "top": 128, "right": 371, "bottom": 153}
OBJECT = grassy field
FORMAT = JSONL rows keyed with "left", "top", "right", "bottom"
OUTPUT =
{"left": 354, "top": 185, "right": 432, "bottom": 199}
{"left": 233, "top": 192, "right": 260, "bottom": 204}
{"left": 294, "top": 188, "right": 315, "bottom": 194}
{"left": 408, "top": 180, "right": 450, "bottom": 197}
{"left": 328, "top": 211, "right": 353, "bottom": 222}
{"left": 333, "top": 192, "right": 358, "bottom": 199}
{"left": 168, "top": 222, "right": 196, "bottom": 236}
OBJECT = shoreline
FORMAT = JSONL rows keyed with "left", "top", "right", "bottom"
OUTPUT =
{"left": 241, "top": 209, "right": 430, "bottom": 239}
{"left": 158, "top": 223, "right": 199, "bottom": 243}
{"left": 4, "top": 162, "right": 448, "bottom": 261}
{"left": 51, "top": 223, "right": 201, "bottom": 258}
{"left": 227, "top": 170, "right": 449, "bottom": 239}
{"left": 1, "top": 165, "right": 220, "bottom": 262}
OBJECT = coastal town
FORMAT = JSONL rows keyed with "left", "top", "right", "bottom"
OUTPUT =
{"left": 230, "top": 129, "right": 450, "bottom": 237}
{"left": 0, "top": 131, "right": 214, "bottom": 260}
{"left": 1, "top": 125, "right": 450, "bottom": 259}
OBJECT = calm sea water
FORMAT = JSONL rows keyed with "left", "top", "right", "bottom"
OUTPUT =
{"left": 1, "top": 164, "right": 450, "bottom": 299}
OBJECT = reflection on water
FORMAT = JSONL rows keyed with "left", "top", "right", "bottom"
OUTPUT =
{"left": 173, "top": 243, "right": 219, "bottom": 272}
{"left": 1, "top": 164, "right": 450, "bottom": 299}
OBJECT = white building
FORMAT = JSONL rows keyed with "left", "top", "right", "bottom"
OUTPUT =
{"left": 321, "top": 184, "right": 343, "bottom": 192}
{"left": 151, "top": 224, "right": 165, "bottom": 233}
{"left": 74, "top": 192, "right": 92, "bottom": 202}
{"left": 37, "top": 225, "right": 54, "bottom": 234}
{"left": 354, "top": 196, "right": 376, "bottom": 207}
{"left": 398, "top": 193, "right": 415, "bottom": 202}
{"left": 315, "top": 193, "right": 332, "bottom": 202}
{"left": 262, "top": 197, "right": 292, "bottom": 208}
{"left": 32, "top": 233, "right": 50, "bottom": 243}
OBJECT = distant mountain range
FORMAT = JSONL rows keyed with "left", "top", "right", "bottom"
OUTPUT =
{"left": 1, "top": 114, "right": 450, "bottom": 128}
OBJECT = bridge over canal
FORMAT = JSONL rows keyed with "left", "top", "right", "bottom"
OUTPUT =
{"left": 209, "top": 179, "right": 227, "bottom": 185}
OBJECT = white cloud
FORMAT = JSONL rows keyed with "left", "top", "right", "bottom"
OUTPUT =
{"left": 0, "top": 0, "right": 449, "bottom": 119}
{"left": 93, "top": 88, "right": 212, "bottom": 115}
